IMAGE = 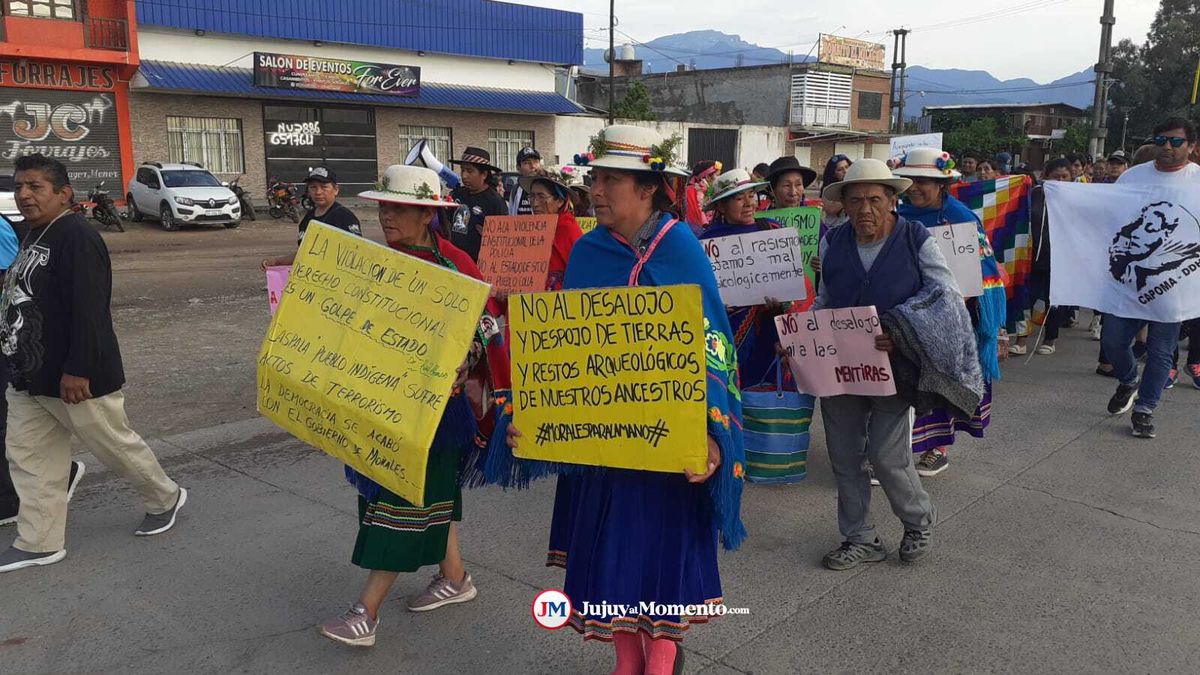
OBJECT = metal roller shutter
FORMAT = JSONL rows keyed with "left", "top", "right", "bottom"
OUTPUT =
{"left": 263, "top": 104, "right": 378, "bottom": 194}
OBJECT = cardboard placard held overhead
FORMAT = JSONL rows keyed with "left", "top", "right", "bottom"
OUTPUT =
{"left": 256, "top": 223, "right": 490, "bottom": 506}
{"left": 476, "top": 214, "right": 557, "bottom": 293}
{"left": 927, "top": 222, "right": 984, "bottom": 297}
{"left": 508, "top": 285, "right": 708, "bottom": 474}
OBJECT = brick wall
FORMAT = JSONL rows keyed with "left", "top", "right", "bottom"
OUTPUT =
{"left": 128, "top": 92, "right": 559, "bottom": 198}
{"left": 128, "top": 93, "right": 267, "bottom": 195}
{"left": 851, "top": 73, "right": 892, "bottom": 133}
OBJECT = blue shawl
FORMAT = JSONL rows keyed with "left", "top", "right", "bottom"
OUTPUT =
{"left": 898, "top": 196, "right": 1005, "bottom": 382}
{"left": 483, "top": 213, "right": 748, "bottom": 551}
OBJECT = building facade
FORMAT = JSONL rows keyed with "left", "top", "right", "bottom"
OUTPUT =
{"left": 126, "top": 0, "right": 583, "bottom": 199}
{"left": 0, "top": 0, "right": 138, "bottom": 194}
{"left": 577, "top": 59, "right": 893, "bottom": 182}
{"left": 923, "top": 102, "right": 1088, "bottom": 169}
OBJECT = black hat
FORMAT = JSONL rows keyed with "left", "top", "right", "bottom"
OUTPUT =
{"left": 305, "top": 166, "right": 337, "bottom": 184}
{"left": 1107, "top": 150, "right": 1129, "bottom": 165}
{"left": 449, "top": 147, "right": 502, "bottom": 173}
{"left": 517, "top": 146, "right": 542, "bottom": 163}
{"left": 766, "top": 156, "right": 817, "bottom": 187}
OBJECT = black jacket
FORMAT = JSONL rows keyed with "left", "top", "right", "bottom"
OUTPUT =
{"left": 0, "top": 211, "right": 125, "bottom": 398}
{"left": 448, "top": 186, "right": 508, "bottom": 262}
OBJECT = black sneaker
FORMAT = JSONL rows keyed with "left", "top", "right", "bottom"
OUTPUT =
{"left": 1131, "top": 412, "right": 1155, "bottom": 439}
{"left": 899, "top": 529, "right": 933, "bottom": 563}
{"left": 1107, "top": 384, "right": 1137, "bottom": 415}
{"left": 822, "top": 539, "right": 887, "bottom": 571}
{"left": 67, "top": 460, "right": 86, "bottom": 502}
{"left": 0, "top": 547, "right": 66, "bottom": 573}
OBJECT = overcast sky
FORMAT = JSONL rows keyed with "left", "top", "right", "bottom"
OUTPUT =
{"left": 522, "top": 0, "right": 1161, "bottom": 82}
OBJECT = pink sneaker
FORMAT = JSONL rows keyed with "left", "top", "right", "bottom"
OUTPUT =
{"left": 319, "top": 603, "right": 378, "bottom": 647}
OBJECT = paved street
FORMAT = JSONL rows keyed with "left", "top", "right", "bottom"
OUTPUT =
{"left": 2, "top": 216, "right": 1198, "bottom": 675}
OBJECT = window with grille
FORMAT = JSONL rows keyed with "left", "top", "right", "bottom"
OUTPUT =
{"left": 167, "top": 117, "right": 245, "bottom": 174}
{"left": 6, "top": 0, "right": 76, "bottom": 19}
{"left": 857, "top": 92, "right": 883, "bottom": 121}
{"left": 398, "top": 125, "right": 453, "bottom": 167}
{"left": 488, "top": 129, "right": 534, "bottom": 172}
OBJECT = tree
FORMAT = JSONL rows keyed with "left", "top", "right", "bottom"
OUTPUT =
{"left": 939, "top": 115, "right": 1026, "bottom": 159}
{"left": 613, "top": 80, "right": 656, "bottom": 121}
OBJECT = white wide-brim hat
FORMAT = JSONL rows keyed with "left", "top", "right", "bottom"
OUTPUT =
{"left": 573, "top": 124, "right": 689, "bottom": 177}
{"left": 359, "top": 165, "right": 459, "bottom": 207}
{"left": 517, "top": 165, "right": 584, "bottom": 196}
{"left": 704, "top": 168, "right": 767, "bottom": 210}
{"left": 821, "top": 158, "right": 913, "bottom": 202}
{"left": 891, "top": 146, "right": 962, "bottom": 180}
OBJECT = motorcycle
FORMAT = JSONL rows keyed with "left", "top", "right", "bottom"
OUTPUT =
{"left": 228, "top": 175, "right": 256, "bottom": 221}
{"left": 84, "top": 181, "right": 124, "bottom": 232}
{"left": 266, "top": 178, "right": 302, "bottom": 223}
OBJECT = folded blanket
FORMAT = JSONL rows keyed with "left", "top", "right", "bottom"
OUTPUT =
{"left": 882, "top": 281, "right": 984, "bottom": 418}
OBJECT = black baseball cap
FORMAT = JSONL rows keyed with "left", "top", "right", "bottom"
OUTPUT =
{"left": 305, "top": 166, "right": 337, "bottom": 184}
{"left": 517, "top": 147, "right": 541, "bottom": 163}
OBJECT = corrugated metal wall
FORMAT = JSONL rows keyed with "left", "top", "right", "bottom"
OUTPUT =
{"left": 135, "top": 0, "right": 583, "bottom": 65}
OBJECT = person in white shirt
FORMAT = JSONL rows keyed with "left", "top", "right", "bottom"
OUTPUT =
{"left": 1104, "top": 117, "right": 1200, "bottom": 439}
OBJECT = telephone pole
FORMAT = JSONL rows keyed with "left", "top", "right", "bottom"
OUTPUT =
{"left": 608, "top": 0, "right": 615, "bottom": 124}
{"left": 1088, "top": 0, "right": 1115, "bottom": 158}
{"left": 890, "top": 29, "right": 910, "bottom": 134}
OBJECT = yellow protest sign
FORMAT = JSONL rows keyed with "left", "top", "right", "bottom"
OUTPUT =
{"left": 256, "top": 223, "right": 490, "bottom": 505}
{"left": 509, "top": 284, "right": 707, "bottom": 474}
{"left": 576, "top": 217, "right": 598, "bottom": 233}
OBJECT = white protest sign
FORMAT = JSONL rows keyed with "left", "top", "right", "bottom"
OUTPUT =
{"left": 702, "top": 228, "right": 809, "bottom": 307}
{"left": 1046, "top": 181, "right": 1200, "bottom": 323}
{"left": 775, "top": 306, "right": 897, "bottom": 397}
{"left": 890, "top": 133, "right": 943, "bottom": 158}
{"left": 927, "top": 222, "right": 983, "bottom": 297}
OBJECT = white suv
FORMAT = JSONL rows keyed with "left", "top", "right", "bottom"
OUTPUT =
{"left": 127, "top": 163, "right": 241, "bottom": 230}
{"left": 0, "top": 174, "right": 21, "bottom": 224}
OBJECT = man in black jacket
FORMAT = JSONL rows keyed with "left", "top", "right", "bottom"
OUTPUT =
{"left": 0, "top": 154, "right": 186, "bottom": 573}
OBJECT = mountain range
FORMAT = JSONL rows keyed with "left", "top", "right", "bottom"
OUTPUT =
{"left": 583, "top": 30, "right": 1096, "bottom": 114}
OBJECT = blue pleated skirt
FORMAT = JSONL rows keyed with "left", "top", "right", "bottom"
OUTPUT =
{"left": 546, "top": 470, "right": 724, "bottom": 641}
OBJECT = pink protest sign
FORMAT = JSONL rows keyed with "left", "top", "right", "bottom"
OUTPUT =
{"left": 774, "top": 306, "right": 897, "bottom": 397}
{"left": 266, "top": 266, "right": 290, "bottom": 315}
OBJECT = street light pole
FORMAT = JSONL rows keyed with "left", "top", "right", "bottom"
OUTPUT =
{"left": 1121, "top": 111, "right": 1129, "bottom": 152}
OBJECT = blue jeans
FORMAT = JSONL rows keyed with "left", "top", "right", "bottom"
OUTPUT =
{"left": 1101, "top": 315, "right": 1181, "bottom": 414}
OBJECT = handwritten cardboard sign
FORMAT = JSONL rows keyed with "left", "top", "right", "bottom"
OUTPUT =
{"left": 890, "top": 132, "right": 943, "bottom": 158}
{"left": 266, "top": 265, "right": 290, "bottom": 315}
{"left": 577, "top": 217, "right": 598, "bottom": 234}
{"left": 756, "top": 206, "right": 822, "bottom": 285}
{"left": 476, "top": 214, "right": 557, "bottom": 293}
{"left": 775, "top": 306, "right": 897, "bottom": 397}
{"left": 703, "top": 228, "right": 809, "bottom": 306}
{"left": 256, "top": 223, "right": 490, "bottom": 506}
{"left": 928, "top": 222, "right": 984, "bottom": 297}
{"left": 509, "top": 285, "right": 708, "bottom": 474}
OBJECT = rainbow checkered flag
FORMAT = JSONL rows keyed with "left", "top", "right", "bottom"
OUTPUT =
{"left": 951, "top": 175, "right": 1033, "bottom": 334}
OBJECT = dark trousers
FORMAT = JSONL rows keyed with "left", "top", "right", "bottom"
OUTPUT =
{"left": 1027, "top": 268, "right": 1070, "bottom": 342}
{"left": 0, "top": 366, "right": 12, "bottom": 512}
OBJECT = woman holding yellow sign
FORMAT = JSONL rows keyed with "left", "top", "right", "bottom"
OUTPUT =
{"left": 507, "top": 125, "right": 746, "bottom": 675}
{"left": 316, "top": 164, "right": 511, "bottom": 648}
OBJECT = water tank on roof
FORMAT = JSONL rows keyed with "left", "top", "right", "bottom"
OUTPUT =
{"left": 619, "top": 44, "right": 635, "bottom": 61}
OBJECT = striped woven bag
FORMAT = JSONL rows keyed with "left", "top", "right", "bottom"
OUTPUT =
{"left": 740, "top": 359, "right": 813, "bottom": 484}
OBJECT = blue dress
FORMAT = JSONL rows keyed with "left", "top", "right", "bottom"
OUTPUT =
{"left": 547, "top": 213, "right": 746, "bottom": 642}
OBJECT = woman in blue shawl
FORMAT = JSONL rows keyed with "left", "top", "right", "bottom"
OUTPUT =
{"left": 699, "top": 168, "right": 814, "bottom": 484}
{"left": 507, "top": 125, "right": 746, "bottom": 675}
{"left": 893, "top": 148, "right": 1006, "bottom": 478}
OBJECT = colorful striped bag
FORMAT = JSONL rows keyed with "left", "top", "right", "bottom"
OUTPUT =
{"left": 741, "top": 360, "right": 814, "bottom": 484}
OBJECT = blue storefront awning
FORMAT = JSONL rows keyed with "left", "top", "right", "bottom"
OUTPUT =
{"left": 133, "top": 61, "right": 584, "bottom": 115}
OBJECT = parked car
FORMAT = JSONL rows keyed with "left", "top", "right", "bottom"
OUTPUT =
{"left": 0, "top": 173, "right": 22, "bottom": 223}
{"left": 127, "top": 162, "right": 241, "bottom": 231}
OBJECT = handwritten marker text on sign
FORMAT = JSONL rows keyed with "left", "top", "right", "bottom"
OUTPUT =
{"left": 509, "top": 285, "right": 708, "bottom": 474}
{"left": 756, "top": 206, "right": 822, "bottom": 285}
{"left": 775, "top": 306, "right": 897, "bottom": 397}
{"left": 927, "top": 222, "right": 983, "bottom": 297}
{"left": 476, "top": 214, "right": 557, "bottom": 293}
{"left": 256, "top": 223, "right": 490, "bottom": 506}
{"left": 703, "top": 228, "right": 810, "bottom": 307}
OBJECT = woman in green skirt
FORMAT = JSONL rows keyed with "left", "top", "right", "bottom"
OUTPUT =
{"left": 317, "top": 165, "right": 510, "bottom": 647}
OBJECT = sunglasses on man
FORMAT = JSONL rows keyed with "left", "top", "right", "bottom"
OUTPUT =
{"left": 1153, "top": 135, "right": 1188, "bottom": 148}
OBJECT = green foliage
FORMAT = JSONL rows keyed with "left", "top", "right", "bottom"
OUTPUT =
{"left": 1056, "top": 123, "right": 1091, "bottom": 156}
{"left": 939, "top": 116, "right": 1026, "bottom": 158}
{"left": 1106, "top": 1, "right": 1200, "bottom": 152}
{"left": 612, "top": 81, "right": 657, "bottom": 121}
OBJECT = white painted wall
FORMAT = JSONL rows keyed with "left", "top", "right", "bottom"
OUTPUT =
{"left": 834, "top": 142, "right": 866, "bottom": 161}
{"left": 792, "top": 146, "right": 813, "bottom": 168}
{"left": 868, "top": 143, "right": 892, "bottom": 161}
{"left": 138, "top": 29, "right": 557, "bottom": 92}
{"left": 552, "top": 116, "right": 788, "bottom": 170}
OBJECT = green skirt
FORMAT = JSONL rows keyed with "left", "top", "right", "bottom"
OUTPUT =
{"left": 351, "top": 447, "right": 464, "bottom": 573}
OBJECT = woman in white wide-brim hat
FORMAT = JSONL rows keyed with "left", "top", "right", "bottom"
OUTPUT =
{"left": 501, "top": 124, "right": 746, "bottom": 674}
{"left": 893, "top": 147, "right": 1006, "bottom": 479}
{"left": 317, "top": 164, "right": 513, "bottom": 647}
{"left": 700, "top": 168, "right": 817, "bottom": 485}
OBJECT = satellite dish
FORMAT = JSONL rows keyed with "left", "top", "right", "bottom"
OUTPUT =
{"left": 603, "top": 48, "right": 612, "bottom": 63}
